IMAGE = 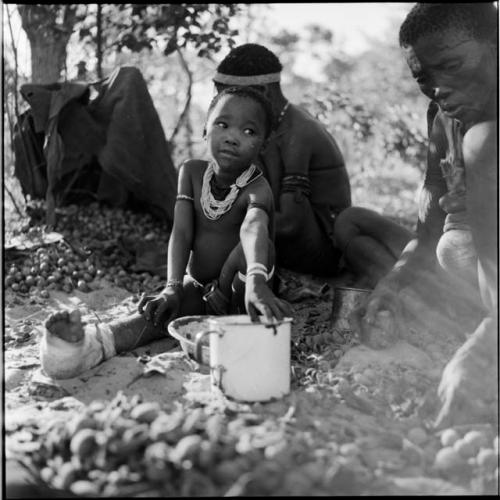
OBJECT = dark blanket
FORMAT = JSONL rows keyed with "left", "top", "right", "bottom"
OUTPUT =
{"left": 15, "top": 66, "right": 177, "bottom": 225}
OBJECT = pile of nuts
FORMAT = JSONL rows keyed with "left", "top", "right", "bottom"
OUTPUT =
{"left": 433, "top": 426, "right": 498, "bottom": 491}
{"left": 24, "top": 393, "right": 298, "bottom": 496}
{"left": 5, "top": 203, "right": 170, "bottom": 298}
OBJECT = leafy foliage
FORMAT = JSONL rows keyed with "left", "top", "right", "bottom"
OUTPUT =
{"left": 6, "top": 5, "right": 429, "bottom": 231}
{"left": 76, "top": 4, "right": 242, "bottom": 60}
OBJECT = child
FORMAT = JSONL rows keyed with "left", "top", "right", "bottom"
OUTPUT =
{"left": 40, "top": 86, "right": 292, "bottom": 381}
{"left": 139, "top": 86, "right": 291, "bottom": 326}
{"left": 213, "top": 44, "right": 351, "bottom": 276}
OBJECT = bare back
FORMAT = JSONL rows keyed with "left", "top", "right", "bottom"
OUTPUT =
{"left": 259, "top": 104, "right": 350, "bottom": 213}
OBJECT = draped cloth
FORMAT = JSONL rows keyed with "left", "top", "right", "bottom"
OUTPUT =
{"left": 14, "top": 66, "right": 177, "bottom": 226}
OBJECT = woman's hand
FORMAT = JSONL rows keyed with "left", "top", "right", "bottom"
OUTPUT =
{"left": 438, "top": 192, "right": 466, "bottom": 213}
{"left": 245, "top": 275, "right": 293, "bottom": 323}
{"left": 138, "top": 288, "right": 181, "bottom": 328}
{"left": 434, "top": 317, "right": 497, "bottom": 429}
{"left": 350, "top": 278, "right": 404, "bottom": 345}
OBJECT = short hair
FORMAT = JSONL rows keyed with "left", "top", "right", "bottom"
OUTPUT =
{"left": 206, "top": 86, "right": 274, "bottom": 139}
{"left": 216, "top": 43, "right": 283, "bottom": 76}
{"left": 399, "top": 3, "right": 498, "bottom": 47}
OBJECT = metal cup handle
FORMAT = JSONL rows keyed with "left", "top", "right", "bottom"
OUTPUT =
{"left": 193, "top": 329, "right": 220, "bottom": 365}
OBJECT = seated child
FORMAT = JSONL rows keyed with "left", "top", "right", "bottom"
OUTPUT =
{"left": 40, "top": 86, "right": 292, "bottom": 380}
{"left": 138, "top": 85, "right": 292, "bottom": 325}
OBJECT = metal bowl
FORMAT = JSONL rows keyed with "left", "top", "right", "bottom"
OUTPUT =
{"left": 167, "top": 315, "right": 214, "bottom": 365}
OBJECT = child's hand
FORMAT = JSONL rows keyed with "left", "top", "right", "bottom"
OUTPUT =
{"left": 138, "top": 289, "right": 181, "bottom": 328}
{"left": 245, "top": 276, "right": 293, "bottom": 323}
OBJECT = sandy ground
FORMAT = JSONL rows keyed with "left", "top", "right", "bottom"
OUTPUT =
{"left": 4, "top": 272, "right": 497, "bottom": 496}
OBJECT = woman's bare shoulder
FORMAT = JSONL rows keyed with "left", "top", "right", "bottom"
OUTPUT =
{"left": 463, "top": 120, "right": 497, "bottom": 164}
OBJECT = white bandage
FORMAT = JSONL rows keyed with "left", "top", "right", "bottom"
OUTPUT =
{"left": 40, "top": 322, "right": 116, "bottom": 380}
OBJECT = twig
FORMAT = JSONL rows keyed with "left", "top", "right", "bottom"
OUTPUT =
{"left": 6, "top": 5, "right": 19, "bottom": 115}
{"left": 96, "top": 3, "right": 103, "bottom": 79}
{"left": 169, "top": 47, "right": 193, "bottom": 144}
{"left": 4, "top": 95, "right": 36, "bottom": 206}
{"left": 4, "top": 183, "right": 24, "bottom": 218}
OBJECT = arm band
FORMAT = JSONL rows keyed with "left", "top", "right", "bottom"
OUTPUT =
{"left": 165, "top": 278, "right": 183, "bottom": 290}
{"left": 247, "top": 268, "right": 269, "bottom": 279}
{"left": 281, "top": 175, "right": 311, "bottom": 197}
{"left": 247, "top": 263, "right": 268, "bottom": 274}
{"left": 176, "top": 194, "right": 194, "bottom": 202}
{"left": 248, "top": 201, "right": 270, "bottom": 215}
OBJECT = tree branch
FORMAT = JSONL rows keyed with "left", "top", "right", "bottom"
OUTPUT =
{"left": 169, "top": 47, "right": 193, "bottom": 144}
{"left": 6, "top": 5, "right": 19, "bottom": 115}
{"left": 4, "top": 183, "right": 25, "bottom": 219}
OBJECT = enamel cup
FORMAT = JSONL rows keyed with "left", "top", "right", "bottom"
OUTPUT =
{"left": 193, "top": 315, "right": 292, "bottom": 403}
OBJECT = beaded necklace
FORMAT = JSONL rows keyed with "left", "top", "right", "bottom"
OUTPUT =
{"left": 200, "top": 161, "right": 259, "bottom": 220}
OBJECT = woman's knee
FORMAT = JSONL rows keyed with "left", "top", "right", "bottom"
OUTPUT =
{"left": 334, "top": 207, "right": 368, "bottom": 248}
{"left": 436, "top": 230, "right": 478, "bottom": 282}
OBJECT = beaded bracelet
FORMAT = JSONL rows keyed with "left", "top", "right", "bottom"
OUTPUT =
{"left": 247, "top": 262, "right": 268, "bottom": 275}
{"left": 247, "top": 263, "right": 269, "bottom": 280}
{"left": 247, "top": 269, "right": 269, "bottom": 279}
{"left": 166, "top": 278, "right": 183, "bottom": 290}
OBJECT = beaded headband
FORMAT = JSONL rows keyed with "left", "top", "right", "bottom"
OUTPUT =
{"left": 213, "top": 72, "right": 281, "bottom": 86}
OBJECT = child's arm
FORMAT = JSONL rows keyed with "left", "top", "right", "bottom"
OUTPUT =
{"left": 138, "top": 162, "right": 195, "bottom": 326}
{"left": 165, "top": 162, "right": 195, "bottom": 288}
{"left": 240, "top": 185, "right": 292, "bottom": 322}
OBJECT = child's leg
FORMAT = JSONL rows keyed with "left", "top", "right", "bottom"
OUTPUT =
{"left": 113, "top": 275, "right": 205, "bottom": 352}
{"left": 177, "top": 275, "right": 207, "bottom": 316}
{"left": 40, "top": 276, "right": 207, "bottom": 380}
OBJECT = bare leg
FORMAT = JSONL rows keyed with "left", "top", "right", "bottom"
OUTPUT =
{"left": 112, "top": 276, "right": 208, "bottom": 353}
{"left": 218, "top": 240, "right": 274, "bottom": 304}
{"left": 334, "top": 207, "right": 413, "bottom": 287}
{"left": 342, "top": 235, "right": 400, "bottom": 288}
{"left": 40, "top": 276, "right": 207, "bottom": 380}
{"left": 202, "top": 240, "right": 275, "bottom": 314}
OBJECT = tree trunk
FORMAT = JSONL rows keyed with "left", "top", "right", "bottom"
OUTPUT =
{"left": 29, "top": 37, "right": 70, "bottom": 84}
{"left": 96, "top": 4, "right": 103, "bottom": 79}
{"left": 17, "top": 5, "right": 78, "bottom": 84}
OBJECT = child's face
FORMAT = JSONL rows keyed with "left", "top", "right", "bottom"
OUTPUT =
{"left": 206, "top": 95, "right": 267, "bottom": 173}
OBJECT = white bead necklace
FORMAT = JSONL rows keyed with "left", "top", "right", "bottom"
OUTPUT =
{"left": 200, "top": 161, "right": 258, "bottom": 220}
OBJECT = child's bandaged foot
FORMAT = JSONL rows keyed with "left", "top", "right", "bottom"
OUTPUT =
{"left": 40, "top": 310, "right": 116, "bottom": 379}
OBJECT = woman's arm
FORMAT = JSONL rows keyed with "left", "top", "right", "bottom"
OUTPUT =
{"left": 355, "top": 113, "right": 449, "bottom": 328}
{"left": 374, "top": 113, "right": 448, "bottom": 291}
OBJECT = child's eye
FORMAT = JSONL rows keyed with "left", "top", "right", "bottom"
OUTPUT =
{"left": 243, "top": 128, "right": 256, "bottom": 136}
{"left": 215, "top": 121, "right": 227, "bottom": 128}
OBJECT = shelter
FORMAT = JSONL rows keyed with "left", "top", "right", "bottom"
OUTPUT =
{"left": 13, "top": 66, "right": 177, "bottom": 226}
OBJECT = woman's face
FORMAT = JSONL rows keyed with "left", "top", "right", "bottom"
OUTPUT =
{"left": 403, "top": 28, "right": 497, "bottom": 125}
